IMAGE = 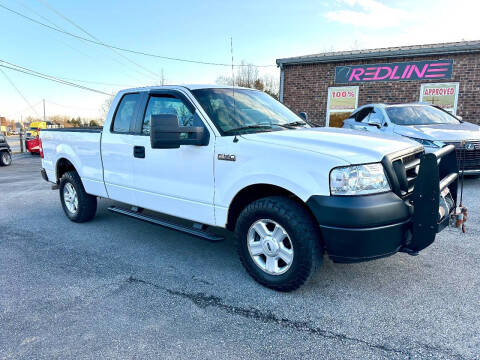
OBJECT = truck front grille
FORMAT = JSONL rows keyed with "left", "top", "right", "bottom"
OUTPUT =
{"left": 388, "top": 149, "right": 424, "bottom": 197}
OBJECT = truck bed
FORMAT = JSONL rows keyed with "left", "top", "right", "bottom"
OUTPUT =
{"left": 41, "top": 128, "right": 103, "bottom": 133}
{"left": 40, "top": 128, "right": 107, "bottom": 197}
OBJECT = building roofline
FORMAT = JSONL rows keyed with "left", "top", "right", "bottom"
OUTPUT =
{"left": 276, "top": 40, "right": 480, "bottom": 66}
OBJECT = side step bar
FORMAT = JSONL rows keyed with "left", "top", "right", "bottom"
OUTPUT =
{"left": 107, "top": 206, "right": 224, "bottom": 242}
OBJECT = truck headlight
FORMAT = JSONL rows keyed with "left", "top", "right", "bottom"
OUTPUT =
{"left": 406, "top": 137, "right": 444, "bottom": 148}
{"left": 330, "top": 163, "right": 390, "bottom": 195}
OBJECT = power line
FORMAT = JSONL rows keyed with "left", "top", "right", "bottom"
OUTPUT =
{"left": 53, "top": 76, "right": 134, "bottom": 87}
{"left": 0, "top": 3, "right": 275, "bottom": 68}
{"left": 0, "top": 58, "right": 131, "bottom": 88}
{"left": 38, "top": 0, "right": 161, "bottom": 79}
{"left": 14, "top": 0, "right": 153, "bottom": 83}
{"left": 0, "top": 60, "right": 111, "bottom": 95}
{"left": 44, "top": 99, "right": 97, "bottom": 111}
{"left": 5, "top": 99, "right": 43, "bottom": 119}
{"left": 0, "top": 67, "right": 40, "bottom": 116}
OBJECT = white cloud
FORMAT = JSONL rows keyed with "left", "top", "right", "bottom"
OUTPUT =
{"left": 324, "top": 0, "right": 480, "bottom": 49}
{"left": 325, "top": 0, "right": 410, "bottom": 28}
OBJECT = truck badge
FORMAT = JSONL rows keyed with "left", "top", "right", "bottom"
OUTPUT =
{"left": 218, "top": 154, "right": 236, "bottom": 161}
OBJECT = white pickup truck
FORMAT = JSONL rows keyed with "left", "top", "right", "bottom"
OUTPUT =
{"left": 40, "top": 85, "right": 459, "bottom": 291}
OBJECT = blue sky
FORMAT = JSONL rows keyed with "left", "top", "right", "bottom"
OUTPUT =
{"left": 1, "top": 0, "right": 478, "bottom": 120}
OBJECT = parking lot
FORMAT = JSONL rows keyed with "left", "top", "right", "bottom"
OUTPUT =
{"left": 1, "top": 155, "right": 479, "bottom": 359}
{"left": 5, "top": 136, "right": 22, "bottom": 154}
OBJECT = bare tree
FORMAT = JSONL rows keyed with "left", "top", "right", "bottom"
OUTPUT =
{"left": 215, "top": 60, "right": 280, "bottom": 99}
{"left": 100, "top": 95, "right": 115, "bottom": 119}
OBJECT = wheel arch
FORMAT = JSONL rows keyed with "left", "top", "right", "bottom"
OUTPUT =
{"left": 56, "top": 157, "right": 77, "bottom": 183}
{"left": 226, "top": 183, "right": 318, "bottom": 231}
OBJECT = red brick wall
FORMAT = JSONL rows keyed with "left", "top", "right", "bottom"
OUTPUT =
{"left": 282, "top": 53, "right": 480, "bottom": 126}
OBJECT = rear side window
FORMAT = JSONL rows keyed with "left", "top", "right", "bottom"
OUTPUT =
{"left": 112, "top": 93, "right": 140, "bottom": 133}
{"left": 142, "top": 95, "right": 196, "bottom": 135}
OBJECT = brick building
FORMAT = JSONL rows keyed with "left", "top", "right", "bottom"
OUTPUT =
{"left": 276, "top": 41, "right": 480, "bottom": 127}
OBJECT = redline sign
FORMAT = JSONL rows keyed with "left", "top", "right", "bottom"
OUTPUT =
{"left": 335, "top": 59, "right": 453, "bottom": 83}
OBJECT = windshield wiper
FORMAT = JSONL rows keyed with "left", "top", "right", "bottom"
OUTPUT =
{"left": 223, "top": 124, "right": 273, "bottom": 134}
{"left": 277, "top": 121, "right": 308, "bottom": 128}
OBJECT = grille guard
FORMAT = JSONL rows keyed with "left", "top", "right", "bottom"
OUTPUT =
{"left": 383, "top": 145, "right": 459, "bottom": 253}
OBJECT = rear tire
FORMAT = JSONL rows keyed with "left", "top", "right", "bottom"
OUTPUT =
{"left": 59, "top": 171, "right": 97, "bottom": 223}
{"left": 0, "top": 151, "right": 12, "bottom": 166}
{"left": 235, "top": 196, "right": 323, "bottom": 292}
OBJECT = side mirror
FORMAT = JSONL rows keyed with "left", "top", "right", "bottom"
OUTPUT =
{"left": 150, "top": 114, "right": 208, "bottom": 149}
{"left": 299, "top": 112, "right": 308, "bottom": 121}
{"left": 367, "top": 120, "right": 382, "bottom": 129}
{"left": 456, "top": 115, "right": 463, "bottom": 121}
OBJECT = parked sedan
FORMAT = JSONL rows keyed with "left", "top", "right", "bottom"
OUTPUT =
{"left": 343, "top": 103, "right": 480, "bottom": 174}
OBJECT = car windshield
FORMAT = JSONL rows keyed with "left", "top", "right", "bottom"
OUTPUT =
{"left": 385, "top": 105, "right": 460, "bottom": 126}
{"left": 191, "top": 88, "right": 308, "bottom": 135}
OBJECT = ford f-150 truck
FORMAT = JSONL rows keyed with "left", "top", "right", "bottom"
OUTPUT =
{"left": 40, "top": 85, "right": 459, "bottom": 291}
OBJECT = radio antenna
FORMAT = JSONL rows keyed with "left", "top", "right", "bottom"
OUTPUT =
{"left": 230, "top": 37, "right": 238, "bottom": 143}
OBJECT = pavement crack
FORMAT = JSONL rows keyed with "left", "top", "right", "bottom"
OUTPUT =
{"left": 126, "top": 276, "right": 411, "bottom": 357}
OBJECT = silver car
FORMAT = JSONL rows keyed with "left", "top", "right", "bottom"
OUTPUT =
{"left": 343, "top": 103, "right": 480, "bottom": 174}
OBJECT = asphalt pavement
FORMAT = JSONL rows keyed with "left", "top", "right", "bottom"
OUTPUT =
{"left": 1, "top": 156, "right": 479, "bottom": 359}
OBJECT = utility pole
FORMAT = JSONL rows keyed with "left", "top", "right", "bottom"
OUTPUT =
{"left": 20, "top": 115, "right": 24, "bottom": 153}
{"left": 43, "top": 99, "right": 46, "bottom": 122}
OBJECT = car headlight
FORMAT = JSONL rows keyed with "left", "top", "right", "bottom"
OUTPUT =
{"left": 330, "top": 163, "right": 390, "bottom": 195}
{"left": 406, "top": 137, "right": 444, "bottom": 148}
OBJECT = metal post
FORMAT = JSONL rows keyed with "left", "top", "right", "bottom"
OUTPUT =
{"left": 43, "top": 99, "right": 46, "bottom": 122}
{"left": 20, "top": 131, "right": 24, "bottom": 153}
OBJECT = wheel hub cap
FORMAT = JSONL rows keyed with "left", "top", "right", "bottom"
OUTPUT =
{"left": 247, "top": 219, "right": 294, "bottom": 275}
{"left": 63, "top": 183, "right": 78, "bottom": 214}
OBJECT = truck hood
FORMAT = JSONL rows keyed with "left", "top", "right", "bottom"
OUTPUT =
{"left": 394, "top": 121, "right": 480, "bottom": 141}
{"left": 241, "top": 127, "right": 420, "bottom": 164}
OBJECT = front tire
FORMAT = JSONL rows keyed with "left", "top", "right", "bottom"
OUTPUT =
{"left": 235, "top": 196, "right": 323, "bottom": 292}
{"left": 59, "top": 171, "right": 97, "bottom": 223}
{"left": 0, "top": 151, "right": 12, "bottom": 166}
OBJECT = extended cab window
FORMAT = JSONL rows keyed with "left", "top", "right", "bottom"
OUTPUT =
{"left": 142, "top": 95, "right": 196, "bottom": 135}
{"left": 112, "top": 93, "right": 140, "bottom": 133}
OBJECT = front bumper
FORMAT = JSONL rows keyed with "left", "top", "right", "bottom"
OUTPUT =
{"left": 307, "top": 192, "right": 412, "bottom": 263}
{"left": 307, "top": 145, "right": 459, "bottom": 263}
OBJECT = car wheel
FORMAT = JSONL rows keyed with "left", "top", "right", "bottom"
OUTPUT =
{"left": 59, "top": 171, "right": 97, "bottom": 223}
{"left": 0, "top": 151, "right": 12, "bottom": 166}
{"left": 235, "top": 196, "right": 323, "bottom": 292}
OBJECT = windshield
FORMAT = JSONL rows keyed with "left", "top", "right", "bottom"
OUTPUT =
{"left": 385, "top": 105, "right": 460, "bottom": 126}
{"left": 191, "top": 88, "right": 308, "bottom": 135}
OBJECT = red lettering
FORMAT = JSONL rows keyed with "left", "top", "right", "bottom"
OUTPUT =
{"left": 362, "top": 67, "right": 377, "bottom": 81}
{"left": 390, "top": 65, "right": 400, "bottom": 80}
{"left": 349, "top": 68, "right": 365, "bottom": 81}
{"left": 373, "top": 66, "right": 392, "bottom": 80}
{"left": 412, "top": 64, "right": 428, "bottom": 78}
{"left": 401, "top": 65, "right": 410, "bottom": 79}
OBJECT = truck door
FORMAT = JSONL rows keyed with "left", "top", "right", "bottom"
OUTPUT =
{"left": 101, "top": 92, "right": 141, "bottom": 205}
{"left": 130, "top": 90, "right": 215, "bottom": 225}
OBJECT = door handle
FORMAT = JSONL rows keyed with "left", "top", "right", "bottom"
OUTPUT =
{"left": 133, "top": 145, "right": 145, "bottom": 158}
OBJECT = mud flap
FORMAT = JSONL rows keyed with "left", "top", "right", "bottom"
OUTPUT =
{"left": 407, "top": 146, "right": 458, "bottom": 252}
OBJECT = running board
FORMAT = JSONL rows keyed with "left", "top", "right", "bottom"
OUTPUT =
{"left": 107, "top": 206, "right": 224, "bottom": 242}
